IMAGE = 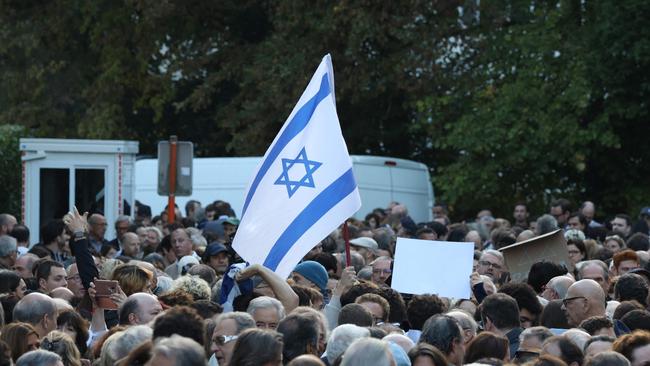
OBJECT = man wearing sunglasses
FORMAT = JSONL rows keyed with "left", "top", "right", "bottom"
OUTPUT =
{"left": 561, "top": 279, "right": 606, "bottom": 327}
{"left": 210, "top": 312, "right": 256, "bottom": 366}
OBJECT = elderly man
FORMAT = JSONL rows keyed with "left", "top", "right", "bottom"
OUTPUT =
{"left": 108, "top": 215, "right": 132, "bottom": 251}
{"left": 246, "top": 296, "right": 285, "bottom": 330}
{"left": 542, "top": 276, "right": 575, "bottom": 301}
{"left": 118, "top": 292, "right": 163, "bottom": 325}
{"left": 577, "top": 260, "right": 611, "bottom": 297}
{"left": 447, "top": 309, "right": 478, "bottom": 346}
{"left": 14, "top": 253, "right": 39, "bottom": 279}
{"left": 210, "top": 312, "right": 256, "bottom": 366}
{"left": 477, "top": 249, "right": 505, "bottom": 282}
{"left": 370, "top": 256, "right": 393, "bottom": 286}
{"left": 349, "top": 237, "right": 378, "bottom": 263}
{"left": 87, "top": 214, "right": 108, "bottom": 254}
{"left": 0, "top": 235, "right": 18, "bottom": 270}
{"left": 146, "top": 335, "right": 206, "bottom": 366}
{"left": 13, "top": 292, "right": 58, "bottom": 338}
{"left": 562, "top": 279, "right": 606, "bottom": 327}
{"left": 164, "top": 228, "right": 199, "bottom": 279}
{"left": 325, "top": 324, "right": 370, "bottom": 365}
{"left": 66, "top": 263, "right": 86, "bottom": 299}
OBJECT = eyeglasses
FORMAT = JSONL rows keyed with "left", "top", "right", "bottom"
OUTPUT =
{"left": 372, "top": 269, "right": 392, "bottom": 275}
{"left": 212, "top": 335, "right": 238, "bottom": 346}
{"left": 479, "top": 261, "right": 502, "bottom": 270}
{"left": 562, "top": 296, "right": 587, "bottom": 306}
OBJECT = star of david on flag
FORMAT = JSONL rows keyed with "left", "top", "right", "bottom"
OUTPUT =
{"left": 274, "top": 148, "right": 322, "bottom": 197}
{"left": 232, "top": 54, "right": 362, "bottom": 280}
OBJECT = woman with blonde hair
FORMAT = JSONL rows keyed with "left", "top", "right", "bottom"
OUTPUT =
{"left": 0, "top": 322, "right": 40, "bottom": 362}
{"left": 41, "top": 330, "right": 82, "bottom": 366}
{"left": 111, "top": 264, "right": 153, "bottom": 296}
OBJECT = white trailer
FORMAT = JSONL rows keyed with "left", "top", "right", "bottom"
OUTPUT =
{"left": 135, "top": 155, "right": 434, "bottom": 223}
{"left": 20, "top": 138, "right": 139, "bottom": 245}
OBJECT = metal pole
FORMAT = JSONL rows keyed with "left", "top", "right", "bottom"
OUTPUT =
{"left": 167, "top": 135, "right": 178, "bottom": 224}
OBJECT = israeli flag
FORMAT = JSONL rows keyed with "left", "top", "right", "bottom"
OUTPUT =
{"left": 232, "top": 54, "right": 361, "bottom": 280}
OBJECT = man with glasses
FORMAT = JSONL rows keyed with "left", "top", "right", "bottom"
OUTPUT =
{"left": 477, "top": 250, "right": 505, "bottom": 283}
{"left": 65, "top": 263, "right": 85, "bottom": 300}
{"left": 370, "top": 256, "right": 392, "bottom": 286}
{"left": 210, "top": 312, "right": 256, "bottom": 366}
{"left": 562, "top": 279, "right": 606, "bottom": 327}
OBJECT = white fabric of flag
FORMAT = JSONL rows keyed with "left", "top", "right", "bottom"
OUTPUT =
{"left": 232, "top": 54, "right": 361, "bottom": 280}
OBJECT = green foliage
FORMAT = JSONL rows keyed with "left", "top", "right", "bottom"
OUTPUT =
{"left": 0, "top": 125, "right": 27, "bottom": 216}
{"left": 0, "top": 0, "right": 648, "bottom": 219}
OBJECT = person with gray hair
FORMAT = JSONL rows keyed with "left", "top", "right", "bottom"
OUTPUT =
{"left": 477, "top": 249, "right": 505, "bottom": 282}
{"left": 13, "top": 292, "right": 58, "bottom": 338}
{"left": 108, "top": 214, "right": 133, "bottom": 251}
{"left": 447, "top": 309, "right": 478, "bottom": 346}
{"left": 16, "top": 349, "right": 63, "bottom": 366}
{"left": 104, "top": 325, "right": 153, "bottom": 364}
{"left": 576, "top": 260, "right": 611, "bottom": 297}
{"left": 420, "top": 314, "right": 465, "bottom": 366}
{"left": 247, "top": 296, "right": 285, "bottom": 330}
{"left": 325, "top": 324, "right": 370, "bottom": 364}
{"left": 187, "top": 227, "right": 208, "bottom": 249}
{"left": 585, "top": 351, "right": 630, "bottom": 366}
{"left": 535, "top": 214, "right": 559, "bottom": 236}
{"left": 542, "top": 275, "right": 575, "bottom": 301}
{"left": 519, "top": 326, "right": 554, "bottom": 351}
{"left": 341, "top": 338, "right": 395, "bottom": 366}
{"left": 210, "top": 312, "right": 256, "bottom": 366}
{"left": 0, "top": 234, "right": 18, "bottom": 269}
{"left": 148, "top": 334, "right": 206, "bottom": 366}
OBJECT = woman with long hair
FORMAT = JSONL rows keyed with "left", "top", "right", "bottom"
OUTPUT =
{"left": 0, "top": 322, "right": 40, "bottom": 362}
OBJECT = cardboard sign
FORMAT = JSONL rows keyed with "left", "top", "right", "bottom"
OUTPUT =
{"left": 499, "top": 229, "right": 570, "bottom": 283}
{"left": 391, "top": 238, "right": 474, "bottom": 299}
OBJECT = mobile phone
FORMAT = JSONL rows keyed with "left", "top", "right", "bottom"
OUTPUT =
{"left": 94, "top": 280, "right": 119, "bottom": 310}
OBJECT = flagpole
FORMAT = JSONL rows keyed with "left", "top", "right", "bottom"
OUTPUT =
{"left": 343, "top": 221, "right": 351, "bottom": 267}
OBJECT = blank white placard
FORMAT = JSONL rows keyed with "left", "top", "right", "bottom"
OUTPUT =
{"left": 391, "top": 238, "right": 474, "bottom": 299}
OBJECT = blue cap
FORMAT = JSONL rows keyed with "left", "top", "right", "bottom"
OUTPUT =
{"left": 294, "top": 260, "right": 328, "bottom": 292}
{"left": 205, "top": 242, "right": 228, "bottom": 257}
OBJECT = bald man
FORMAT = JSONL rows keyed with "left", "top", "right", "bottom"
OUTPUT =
{"left": 562, "top": 279, "right": 606, "bottom": 327}
{"left": 13, "top": 292, "right": 58, "bottom": 338}
{"left": 118, "top": 293, "right": 163, "bottom": 325}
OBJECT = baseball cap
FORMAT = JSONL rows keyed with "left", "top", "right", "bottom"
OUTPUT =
{"left": 205, "top": 242, "right": 228, "bottom": 257}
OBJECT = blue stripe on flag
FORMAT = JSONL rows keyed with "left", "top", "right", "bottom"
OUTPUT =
{"left": 241, "top": 74, "right": 331, "bottom": 217}
{"left": 263, "top": 168, "right": 357, "bottom": 271}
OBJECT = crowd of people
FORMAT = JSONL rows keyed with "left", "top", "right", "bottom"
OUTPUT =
{"left": 0, "top": 198, "right": 649, "bottom": 365}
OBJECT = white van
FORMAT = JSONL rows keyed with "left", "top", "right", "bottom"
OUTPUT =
{"left": 135, "top": 155, "right": 434, "bottom": 223}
